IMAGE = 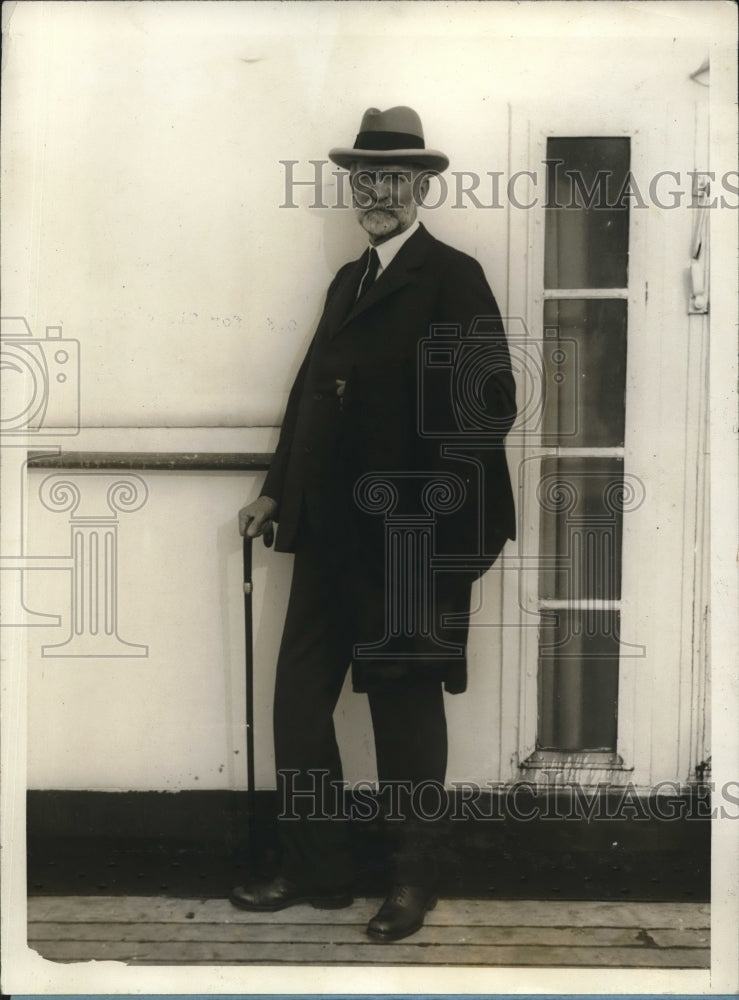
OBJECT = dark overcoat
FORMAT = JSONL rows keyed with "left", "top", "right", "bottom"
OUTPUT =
{"left": 262, "top": 223, "right": 517, "bottom": 693}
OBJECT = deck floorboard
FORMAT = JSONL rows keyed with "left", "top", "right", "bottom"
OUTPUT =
{"left": 27, "top": 895, "right": 710, "bottom": 968}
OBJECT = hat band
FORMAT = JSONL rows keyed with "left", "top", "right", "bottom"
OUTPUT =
{"left": 354, "top": 130, "right": 426, "bottom": 152}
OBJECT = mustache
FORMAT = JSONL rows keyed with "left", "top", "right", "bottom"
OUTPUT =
{"left": 359, "top": 205, "right": 401, "bottom": 216}
{"left": 353, "top": 193, "right": 404, "bottom": 211}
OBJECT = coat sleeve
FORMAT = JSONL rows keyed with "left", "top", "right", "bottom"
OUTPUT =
{"left": 438, "top": 252, "right": 517, "bottom": 438}
{"left": 418, "top": 250, "right": 517, "bottom": 449}
{"left": 417, "top": 248, "right": 518, "bottom": 556}
{"left": 260, "top": 342, "right": 313, "bottom": 515}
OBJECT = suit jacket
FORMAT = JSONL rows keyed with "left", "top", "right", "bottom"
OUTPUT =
{"left": 262, "top": 223, "right": 517, "bottom": 691}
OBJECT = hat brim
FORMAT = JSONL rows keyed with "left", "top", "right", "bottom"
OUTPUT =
{"left": 328, "top": 146, "right": 449, "bottom": 174}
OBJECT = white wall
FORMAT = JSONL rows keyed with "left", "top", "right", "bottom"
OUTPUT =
{"left": 2, "top": 1, "right": 728, "bottom": 790}
{"left": 4, "top": 1, "right": 717, "bottom": 428}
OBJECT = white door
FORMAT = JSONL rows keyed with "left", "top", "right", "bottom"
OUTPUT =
{"left": 496, "top": 98, "right": 710, "bottom": 790}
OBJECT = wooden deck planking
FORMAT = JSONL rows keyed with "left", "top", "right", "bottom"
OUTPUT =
{"left": 28, "top": 895, "right": 712, "bottom": 927}
{"left": 29, "top": 920, "right": 705, "bottom": 948}
{"left": 27, "top": 941, "right": 711, "bottom": 967}
{"left": 27, "top": 896, "right": 710, "bottom": 968}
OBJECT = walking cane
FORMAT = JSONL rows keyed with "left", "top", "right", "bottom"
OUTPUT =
{"left": 242, "top": 532, "right": 257, "bottom": 870}
{"left": 242, "top": 522, "right": 273, "bottom": 872}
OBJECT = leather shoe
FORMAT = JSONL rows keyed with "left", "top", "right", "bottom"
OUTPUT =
{"left": 367, "top": 884, "right": 438, "bottom": 941}
{"left": 230, "top": 873, "right": 353, "bottom": 912}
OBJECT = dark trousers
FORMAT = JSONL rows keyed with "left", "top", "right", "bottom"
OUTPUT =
{"left": 272, "top": 531, "right": 447, "bottom": 891}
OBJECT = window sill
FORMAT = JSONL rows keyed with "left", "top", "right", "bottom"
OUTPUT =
{"left": 520, "top": 750, "right": 633, "bottom": 781}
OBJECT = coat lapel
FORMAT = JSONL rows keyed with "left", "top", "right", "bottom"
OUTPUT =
{"left": 331, "top": 224, "right": 432, "bottom": 336}
{"left": 318, "top": 251, "right": 368, "bottom": 338}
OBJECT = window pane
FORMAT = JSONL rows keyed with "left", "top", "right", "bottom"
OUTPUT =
{"left": 542, "top": 298, "right": 627, "bottom": 448}
{"left": 538, "top": 610, "right": 620, "bottom": 751}
{"left": 538, "top": 456, "right": 624, "bottom": 601}
{"left": 545, "top": 137, "right": 630, "bottom": 289}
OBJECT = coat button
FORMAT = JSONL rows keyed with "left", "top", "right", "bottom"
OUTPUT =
{"left": 313, "top": 392, "right": 324, "bottom": 400}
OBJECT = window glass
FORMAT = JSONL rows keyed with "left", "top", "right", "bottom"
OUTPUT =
{"left": 538, "top": 456, "right": 624, "bottom": 601}
{"left": 544, "top": 137, "right": 630, "bottom": 289}
{"left": 542, "top": 299, "right": 627, "bottom": 448}
{"left": 538, "top": 610, "right": 620, "bottom": 751}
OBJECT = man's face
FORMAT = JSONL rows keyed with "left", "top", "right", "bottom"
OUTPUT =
{"left": 350, "top": 161, "right": 430, "bottom": 244}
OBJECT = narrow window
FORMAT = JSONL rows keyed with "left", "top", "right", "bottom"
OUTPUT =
{"left": 537, "top": 137, "right": 630, "bottom": 752}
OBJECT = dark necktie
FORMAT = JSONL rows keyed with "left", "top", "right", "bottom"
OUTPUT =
{"left": 357, "top": 247, "right": 380, "bottom": 300}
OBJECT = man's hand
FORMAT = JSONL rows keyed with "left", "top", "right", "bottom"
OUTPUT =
{"left": 239, "top": 495, "right": 277, "bottom": 544}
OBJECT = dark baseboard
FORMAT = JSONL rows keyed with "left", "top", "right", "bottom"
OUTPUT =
{"left": 27, "top": 788, "right": 710, "bottom": 901}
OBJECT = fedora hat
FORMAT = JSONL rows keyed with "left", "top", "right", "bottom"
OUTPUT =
{"left": 329, "top": 106, "right": 449, "bottom": 174}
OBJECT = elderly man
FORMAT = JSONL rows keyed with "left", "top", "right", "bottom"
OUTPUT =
{"left": 230, "top": 107, "right": 516, "bottom": 941}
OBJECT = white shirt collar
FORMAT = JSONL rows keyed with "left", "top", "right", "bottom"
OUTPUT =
{"left": 371, "top": 219, "right": 420, "bottom": 276}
